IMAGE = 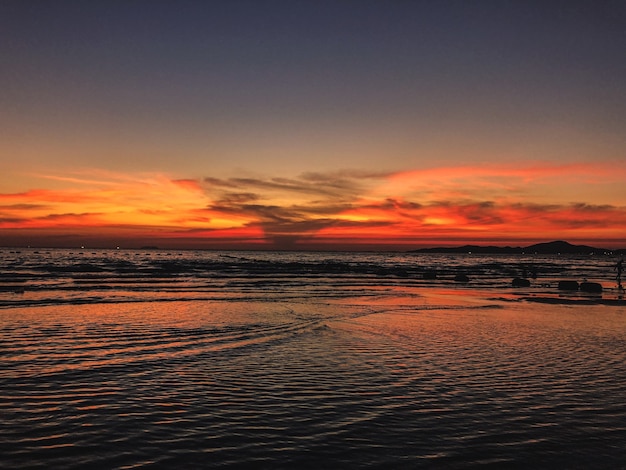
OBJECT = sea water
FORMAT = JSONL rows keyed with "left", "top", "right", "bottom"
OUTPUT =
{"left": 1, "top": 249, "right": 625, "bottom": 469}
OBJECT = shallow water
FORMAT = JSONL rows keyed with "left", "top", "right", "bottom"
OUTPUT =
{"left": 1, "top": 248, "right": 623, "bottom": 308}
{"left": 1, "top": 249, "right": 625, "bottom": 468}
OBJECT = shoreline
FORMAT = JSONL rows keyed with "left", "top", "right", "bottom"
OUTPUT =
{"left": 2, "top": 285, "right": 625, "bottom": 311}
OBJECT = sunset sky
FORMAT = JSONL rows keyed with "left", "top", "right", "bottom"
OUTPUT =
{"left": 1, "top": 1, "right": 625, "bottom": 250}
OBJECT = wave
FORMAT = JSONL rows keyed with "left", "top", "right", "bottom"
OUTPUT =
{"left": 1, "top": 249, "right": 623, "bottom": 308}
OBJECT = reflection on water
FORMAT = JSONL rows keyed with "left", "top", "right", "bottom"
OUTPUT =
{"left": 1, "top": 249, "right": 626, "bottom": 468}
{"left": 1, "top": 248, "right": 624, "bottom": 308}
{"left": 2, "top": 296, "right": 626, "bottom": 469}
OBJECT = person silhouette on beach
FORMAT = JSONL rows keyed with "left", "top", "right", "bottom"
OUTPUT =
{"left": 616, "top": 258, "right": 624, "bottom": 290}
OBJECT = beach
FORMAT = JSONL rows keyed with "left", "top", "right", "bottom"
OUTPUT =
{"left": 1, "top": 249, "right": 625, "bottom": 469}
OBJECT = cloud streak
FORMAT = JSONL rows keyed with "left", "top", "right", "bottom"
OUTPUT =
{"left": 1, "top": 164, "right": 625, "bottom": 249}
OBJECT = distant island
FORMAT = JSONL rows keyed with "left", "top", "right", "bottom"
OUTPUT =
{"left": 410, "top": 240, "right": 625, "bottom": 255}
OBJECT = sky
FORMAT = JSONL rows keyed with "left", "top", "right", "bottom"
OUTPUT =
{"left": 1, "top": 0, "right": 625, "bottom": 250}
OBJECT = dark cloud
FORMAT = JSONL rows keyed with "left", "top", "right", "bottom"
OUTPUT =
{"left": 217, "top": 193, "right": 260, "bottom": 204}
{"left": 206, "top": 176, "right": 322, "bottom": 195}
{"left": 203, "top": 177, "right": 239, "bottom": 188}
{"left": 292, "top": 203, "right": 355, "bottom": 216}
{"left": 199, "top": 170, "right": 391, "bottom": 246}
{"left": 200, "top": 172, "right": 626, "bottom": 248}
{"left": 204, "top": 170, "right": 385, "bottom": 200}
{"left": 509, "top": 202, "right": 561, "bottom": 212}
{"left": 236, "top": 177, "right": 348, "bottom": 198}
{"left": 570, "top": 203, "right": 616, "bottom": 211}
{"left": 240, "top": 204, "right": 301, "bottom": 223}
{"left": 37, "top": 212, "right": 102, "bottom": 221}
{"left": 0, "top": 203, "right": 50, "bottom": 210}
{"left": 300, "top": 169, "right": 392, "bottom": 181}
{"left": 369, "top": 198, "right": 423, "bottom": 210}
{"left": 455, "top": 201, "right": 504, "bottom": 224}
{"left": 299, "top": 170, "right": 390, "bottom": 192}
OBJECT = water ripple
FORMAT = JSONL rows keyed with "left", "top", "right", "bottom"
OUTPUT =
{"left": 2, "top": 252, "right": 626, "bottom": 469}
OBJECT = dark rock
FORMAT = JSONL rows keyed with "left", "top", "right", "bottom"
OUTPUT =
{"left": 558, "top": 280, "right": 579, "bottom": 291}
{"left": 423, "top": 271, "right": 437, "bottom": 280}
{"left": 512, "top": 277, "right": 531, "bottom": 287}
{"left": 454, "top": 273, "right": 470, "bottom": 283}
{"left": 580, "top": 282, "right": 603, "bottom": 294}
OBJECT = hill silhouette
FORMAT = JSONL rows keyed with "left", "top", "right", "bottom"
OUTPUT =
{"left": 411, "top": 240, "right": 624, "bottom": 255}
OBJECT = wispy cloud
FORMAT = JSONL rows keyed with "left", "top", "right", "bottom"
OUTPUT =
{"left": 1, "top": 164, "right": 625, "bottom": 249}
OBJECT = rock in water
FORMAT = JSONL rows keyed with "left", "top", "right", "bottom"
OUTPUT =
{"left": 512, "top": 277, "right": 531, "bottom": 287}
{"left": 580, "top": 282, "right": 602, "bottom": 294}
{"left": 558, "top": 280, "right": 579, "bottom": 291}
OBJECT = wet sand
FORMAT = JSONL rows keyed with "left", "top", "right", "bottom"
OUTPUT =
{"left": 2, "top": 287, "right": 626, "bottom": 469}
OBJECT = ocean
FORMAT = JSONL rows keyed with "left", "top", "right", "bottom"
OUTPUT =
{"left": 1, "top": 248, "right": 625, "bottom": 469}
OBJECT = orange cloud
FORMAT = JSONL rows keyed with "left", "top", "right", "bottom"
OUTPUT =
{"left": 1, "top": 164, "right": 625, "bottom": 249}
{"left": 0, "top": 170, "right": 264, "bottom": 248}
{"left": 376, "top": 163, "right": 626, "bottom": 206}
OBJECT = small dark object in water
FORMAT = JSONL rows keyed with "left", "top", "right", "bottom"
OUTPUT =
{"left": 423, "top": 271, "right": 437, "bottom": 280}
{"left": 580, "top": 282, "right": 602, "bottom": 294}
{"left": 454, "top": 273, "right": 470, "bottom": 283}
{"left": 512, "top": 277, "right": 530, "bottom": 287}
{"left": 558, "top": 280, "right": 579, "bottom": 291}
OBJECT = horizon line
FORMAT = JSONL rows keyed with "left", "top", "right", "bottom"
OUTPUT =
{"left": 2, "top": 239, "right": 625, "bottom": 253}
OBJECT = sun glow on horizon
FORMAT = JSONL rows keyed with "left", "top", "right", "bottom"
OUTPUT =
{"left": 1, "top": 163, "right": 625, "bottom": 250}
